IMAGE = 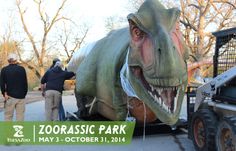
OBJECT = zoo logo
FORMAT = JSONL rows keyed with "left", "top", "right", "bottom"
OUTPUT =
{"left": 13, "top": 125, "right": 24, "bottom": 138}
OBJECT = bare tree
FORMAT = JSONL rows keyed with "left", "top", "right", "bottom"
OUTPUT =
{"left": 104, "top": 16, "right": 127, "bottom": 32}
{"left": 105, "top": 17, "right": 117, "bottom": 32}
{"left": 16, "top": 0, "right": 70, "bottom": 79}
{"left": 180, "top": 0, "right": 236, "bottom": 79}
{"left": 0, "top": 40, "right": 18, "bottom": 68}
{"left": 58, "top": 21, "right": 89, "bottom": 63}
{"left": 0, "top": 14, "right": 16, "bottom": 68}
{"left": 180, "top": 0, "right": 236, "bottom": 60}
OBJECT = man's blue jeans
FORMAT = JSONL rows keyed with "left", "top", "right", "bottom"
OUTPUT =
{"left": 59, "top": 99, "right": 65, "bottom": 121}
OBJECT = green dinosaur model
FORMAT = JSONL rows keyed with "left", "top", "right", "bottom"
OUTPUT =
{"left": 68, "top": 0, "right": 189, "bottom": 125}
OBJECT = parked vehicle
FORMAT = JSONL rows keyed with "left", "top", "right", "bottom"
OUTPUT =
{"left": 187, "top": 27, "right": 236, "bottom": 151}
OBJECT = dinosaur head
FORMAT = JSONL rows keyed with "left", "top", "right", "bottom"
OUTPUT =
{"left": 125, "top": 0, "right": 189, "bottom": 125}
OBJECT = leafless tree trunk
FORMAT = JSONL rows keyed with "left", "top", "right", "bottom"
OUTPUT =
{"left": 16, "top": 0, "right": 69, "bottom": 79}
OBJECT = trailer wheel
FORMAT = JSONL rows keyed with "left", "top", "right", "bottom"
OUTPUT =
{"left": 190, "top": 109, "right": 217, "bottom": 151}
{"left": 216, "top": 117, "right": 236, "bottom": 151}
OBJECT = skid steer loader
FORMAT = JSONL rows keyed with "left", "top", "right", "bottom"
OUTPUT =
{"left": 187, "top": 27, "right": 236, "bottom": 151}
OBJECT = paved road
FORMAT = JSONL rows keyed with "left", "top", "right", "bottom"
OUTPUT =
{"left": 0, "top": 95, "right": 195, "bottom": 151}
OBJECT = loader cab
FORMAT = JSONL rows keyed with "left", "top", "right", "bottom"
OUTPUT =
{"left": 212, "top": 27, "right": 236, "bottom": 77}
{"left": 187, "top": 27, "right": 236, "bottom": 151}
{"left": 212, "top": 27, "right": 236, "bottom": 104}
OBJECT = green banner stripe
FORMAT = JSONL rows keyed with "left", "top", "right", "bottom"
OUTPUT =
{"left": 0, "top": 121, "right": 135, "bottom": 145}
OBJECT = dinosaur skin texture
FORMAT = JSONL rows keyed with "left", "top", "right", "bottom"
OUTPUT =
{"left": 68, "top": 0, "right": 189, "bottom": 125}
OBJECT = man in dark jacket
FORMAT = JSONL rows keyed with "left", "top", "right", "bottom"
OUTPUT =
{"left": 41, "top": 61, "right": 75, "bottom": 121}
{"left": 0, "top": 53, "right": 28, "bottom": 121}
{"left": 45, "top": 58, "right": 66, "bottom": 121}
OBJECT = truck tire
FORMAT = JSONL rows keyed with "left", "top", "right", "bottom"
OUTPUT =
{"left": 216, "top": 116, "right": 236, "bottom": 151}
{"left": 190, "top": 109, "right": 217, "bottom": 151}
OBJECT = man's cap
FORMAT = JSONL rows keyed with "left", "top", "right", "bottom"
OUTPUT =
{"left": 8, "top": 53, "right": 18, "bottom": 61}
{"left": 53, "top": 58, "right": 60, "bottom": 64}
{"left": 54, "top": 61, "right": 63, "bottom": 68}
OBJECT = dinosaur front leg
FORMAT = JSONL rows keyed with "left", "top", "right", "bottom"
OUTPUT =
{"left": 75, "top": 92, "right": 87, "bottom": 117}
{"left": 112, "top": 82, "right": 127, "bottom": 120}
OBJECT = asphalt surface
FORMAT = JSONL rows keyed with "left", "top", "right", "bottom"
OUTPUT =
{"left": 0, "top": 95, "right": 195, "bottom": 151}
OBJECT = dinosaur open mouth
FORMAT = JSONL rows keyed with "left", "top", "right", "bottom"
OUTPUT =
{"left": 146, "top": 84, "right": 180, "bottom": 113}
{"left": 130, "top": 66, "right": 182, "bottom": 114}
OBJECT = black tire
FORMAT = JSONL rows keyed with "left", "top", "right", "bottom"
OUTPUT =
{"left": 216, "top": 116, "right": 236, "bottom": 151}
{"left": 190, "top": 109, "right": 217, "bottom": 151}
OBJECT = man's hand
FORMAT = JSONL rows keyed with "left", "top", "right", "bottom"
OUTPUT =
{"left": 4, "top": 92, "right": 9, "bottom": 101}
{"left": 41, "top": 84, "right": 46, "bottom": 97}
{"left": 42, "top": 91, "right": 45, "bottom": 97}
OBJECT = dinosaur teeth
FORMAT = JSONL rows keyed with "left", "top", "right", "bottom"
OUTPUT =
{"left": 147, "top": 85, "right": 183, "bottom": 114}
{"left": 157, "top": 89, "right": 162, "bottom": 95}
{"left": 154, "top": 95, "right": 161, "bottom": 105}
{"left": 148, "top": 91, "right": 152, "bottom": 96}
{"left": 174, "top": 88, "right": 180, "bottom": 112}
{"left": 163, "top": 103, "right": 168, "bottom": 111}
{"left": 148, "top": 91, "right": 154, "bottom": 99}
{"left": 182, "top": 85, "right": 185, "bottom": 91}
{"left": 151, "top": 85, "right": 154, "bottom": 91}
{"left": 154, "top": 95, "right": 158, "bottom": 101}
{"left": 157, "top": 89, "right": 162, "bottom": 94}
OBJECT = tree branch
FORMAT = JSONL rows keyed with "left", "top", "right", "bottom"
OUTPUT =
{"left": 16, "top": 0, "right": 40, "bottom": 60}
{"left": 202, "top": 0, "right": 212, "bottom": 16}
{"left": 68, "top": 28, "right": 88, "bottom": 59}
{"left": 188, "top": 4, "right": 201, "bottom": 10}
{"left": 46, "top": 0, "right": 68, "bottom": 33}
{"left": 180, "top": 19, "right": 197, "bottom": 31}
{"left": 213, "top": 0, "right": 236, "bottom": 9}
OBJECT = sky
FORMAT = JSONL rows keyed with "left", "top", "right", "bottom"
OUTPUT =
{"left": 64, "top": 0, "right": 130, "bottom": 42}
{"left": 0, "top": 0, "right": 131, "bottom": 43}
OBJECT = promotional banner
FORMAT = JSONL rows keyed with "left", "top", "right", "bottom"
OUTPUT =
{"left": 0, "top": 121, "right": 135, "bottom": 145}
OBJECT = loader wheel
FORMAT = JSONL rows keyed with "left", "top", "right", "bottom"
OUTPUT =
{"left": 191, "top": 109, "right": 217, "bottom": 151}
{"left": 216, "top": 117, "right": 236, "bottom": 151}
